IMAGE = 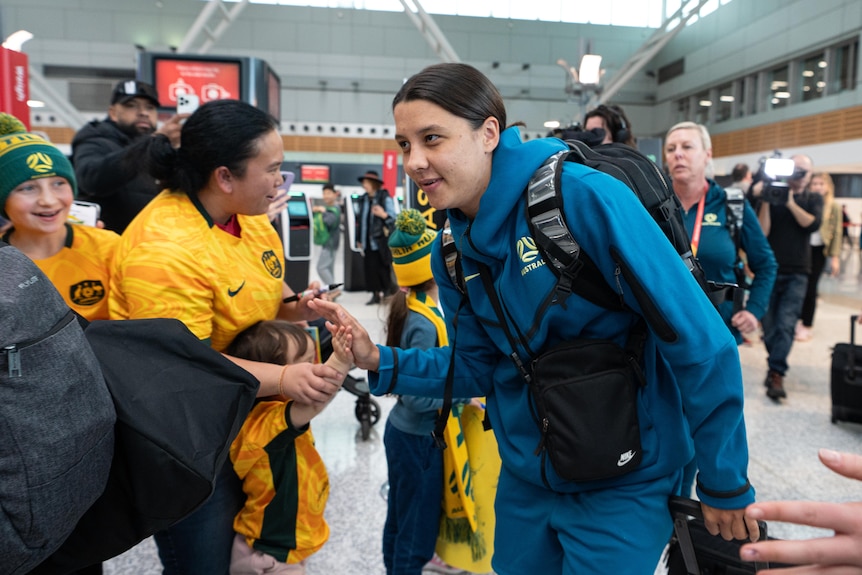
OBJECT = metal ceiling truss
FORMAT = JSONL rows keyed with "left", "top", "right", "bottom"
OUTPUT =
{"left": 178, "top": 0, "right": 251, "bottom": 55}
{"left": 397, "top": 0, "right": 460, "bottom": 63}
{"left": 596, "top": 0, "right": 713, "bottom": 106}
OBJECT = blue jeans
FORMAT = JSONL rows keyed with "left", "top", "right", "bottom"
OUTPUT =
{"left": 762, "top": 273, "right": 808, "bottom": 375}
{"left": 154, "top": 460, "right": 244, "bottom": 575}
{"left": 382, "top": 418, "right": 443, "bottom": 575}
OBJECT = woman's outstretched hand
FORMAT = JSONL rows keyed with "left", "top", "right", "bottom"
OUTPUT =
{"left": 308, "top": 299, "right": 381, "bottom": 371}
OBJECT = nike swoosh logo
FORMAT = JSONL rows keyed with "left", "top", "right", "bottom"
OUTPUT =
{"left": 227, "top": 281, "right": 246, "bottom": 297}
{"left": 617, "top": 450, "right": 636, "bottom": 467}
{"left": 464, "top": 272, "right": 481, "bottom": 282}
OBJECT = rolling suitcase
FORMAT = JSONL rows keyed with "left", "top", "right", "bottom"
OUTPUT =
{"left": 831, "top": 315, "right": 862, "bottom": 425}
{"left": 666, "top": 496, "right": 772, "bottom": 575}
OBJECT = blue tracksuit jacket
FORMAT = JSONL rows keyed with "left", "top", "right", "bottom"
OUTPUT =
{"left": 368, "top": 127, "right": 755, "bottom": 512}
{"left": 682, "top": 180, "right": 777, "bottom": 344}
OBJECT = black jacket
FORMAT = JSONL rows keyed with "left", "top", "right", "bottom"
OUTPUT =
{"left": 71, "top": 119, "right": 161, "bottom": 233}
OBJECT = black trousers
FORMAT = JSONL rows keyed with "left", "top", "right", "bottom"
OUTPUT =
{"left": 363, "top": 246, "right": 394, "bottom": 295}
{"left": 800, "top": 245, "right": 827, "bottom": 327}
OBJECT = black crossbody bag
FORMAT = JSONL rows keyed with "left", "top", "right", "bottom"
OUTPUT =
{"left": 476, "top": 263, "right": 647, "bottom": 483}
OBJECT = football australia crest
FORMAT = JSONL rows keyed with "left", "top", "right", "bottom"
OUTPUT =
{"left": 261, "top": 250, "right": 283, "bottom": 279}
{"left": 69, "top": 280, "right": 105, "bottom": 306}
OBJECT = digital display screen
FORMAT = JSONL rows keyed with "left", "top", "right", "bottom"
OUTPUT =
{"left": 152, "top": 57, "right": 242, "bottom": 109}
{"left": 287, "top": 198, "right": 308, "bottom": 217}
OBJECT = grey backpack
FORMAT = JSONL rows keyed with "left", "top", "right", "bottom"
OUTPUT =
{"left": 0, "top": 241, "right": 115, "bottom": 575}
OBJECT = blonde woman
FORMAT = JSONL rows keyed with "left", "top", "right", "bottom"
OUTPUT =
{"left": 797, "top": 172, "right": 842, "bottom": 342}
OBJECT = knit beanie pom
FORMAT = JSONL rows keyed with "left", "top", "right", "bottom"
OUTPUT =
{"left": 395, "top": 208, "right": 427, "bottom": 237}
{"left": 388, "top": 208, "right": 438, "bottom": 287}
{"left": 0, "top": 113, "right": 27, "bottom": 137}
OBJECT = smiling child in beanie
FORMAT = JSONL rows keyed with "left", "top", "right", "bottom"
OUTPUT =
{"left": 0, "top": 113, "right": 120, "bottom": 320}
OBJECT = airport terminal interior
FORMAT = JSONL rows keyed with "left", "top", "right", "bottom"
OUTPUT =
{"left": 2, "top": 0, "right": 862, "bottom": 573}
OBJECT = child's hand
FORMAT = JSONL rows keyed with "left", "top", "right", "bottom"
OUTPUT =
{"left": 330, "top": 325, "right": 354, "bottom": 372}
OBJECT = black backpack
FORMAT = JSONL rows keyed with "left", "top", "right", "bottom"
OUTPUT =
{"left": 0, "top": 241, "right": 115, "bottom": 575}
{"left": 434, "top": 141, "right": 721, "bottom": 444}
{"left": 30, "top": 317, "right": 260, "bottom": 574}
{"left": 443, "top": 141, "right": 719, "bottom": 318}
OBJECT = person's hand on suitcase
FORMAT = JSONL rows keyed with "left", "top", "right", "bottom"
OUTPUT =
{"left": 701, "top": 502, "right": 761, "bottom": 542}
{"left": 739, "top": 449, "right": 862, "bottom": 572}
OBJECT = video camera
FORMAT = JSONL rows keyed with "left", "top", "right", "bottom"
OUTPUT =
{"left": 546, "top": 123, "right": 607, "bottom": 148}
{"left": 754, "top": 151, "right": 809, "bottom": 205}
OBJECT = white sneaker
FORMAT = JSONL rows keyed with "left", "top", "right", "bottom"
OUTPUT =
{"left": 424, "top": 554, "right": 468, "bottom": 575}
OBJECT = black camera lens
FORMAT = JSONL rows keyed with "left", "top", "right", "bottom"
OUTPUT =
{"left": 789, "top": 168, "right": 808, "bottom": 181}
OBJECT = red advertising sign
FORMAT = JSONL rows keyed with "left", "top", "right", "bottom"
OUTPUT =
{"left": 382, "top": 150, "right": 398, "bottom": 195}
{"left": 0, "top": 47, "right": 30, "bottom": 130}
{"left": 153, "top": 58, "right": 241, "bottom": 108}
{"left": 300, "top": 164, "right": 330, "bottom": 183}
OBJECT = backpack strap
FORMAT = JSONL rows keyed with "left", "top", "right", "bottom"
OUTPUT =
{"left": 724, "top": 187, "right": 747, "bottom": 286}
{"left": 526, "top": 150, "right": 623, "bottom": 311}
{"left": 440, "top": 221, "right": 466, "bottom": 295}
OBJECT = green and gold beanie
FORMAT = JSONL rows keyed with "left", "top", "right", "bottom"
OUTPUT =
{"left": 0, "top": 113, "right": 77, "bottom": 217}
{"left": 388, "top": 208, "right": 438, "bottom": 287}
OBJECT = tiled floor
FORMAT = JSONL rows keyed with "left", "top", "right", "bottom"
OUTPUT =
{"left": 104, "top": 247, "right": 862, "bottom": 575}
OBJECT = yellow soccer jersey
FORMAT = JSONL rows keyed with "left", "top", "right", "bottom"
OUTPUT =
{"left": 109, "top": 190, "right": 284, "bottom": 351}
{"left": 231, "top": 400, "right": 330, "bottom": 563}
{"left": 4, "top": 224, "right": 120, "bottom": 321}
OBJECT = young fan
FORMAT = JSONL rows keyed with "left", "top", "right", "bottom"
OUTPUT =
{"left": 0, "top": 113, "right": 120, "bottom": 321}
{"left": 225, "top": 319, "right": 353, "bottom": 575}
{"left": 381, "top": 209, "right": 475, "bottom": 575}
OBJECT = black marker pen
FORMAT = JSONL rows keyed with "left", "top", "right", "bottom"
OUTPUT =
{"left": 282, "top": 283, "right": 343, "bottom": 304}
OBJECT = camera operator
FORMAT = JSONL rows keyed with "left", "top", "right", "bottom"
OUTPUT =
{"left": 748, "top": 154, "right": 823, "bottom": 401}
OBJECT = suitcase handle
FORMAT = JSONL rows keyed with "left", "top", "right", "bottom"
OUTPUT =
{"left": 848, "top": 316, "right": 859, "bottom": 376}
{"left": 669, "top": 496, "right": 768, "bottom": 574}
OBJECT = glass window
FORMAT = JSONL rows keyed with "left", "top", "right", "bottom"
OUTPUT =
{"left": 833, "top": 41, "right": 858, "bottom": 94}
{"left": 801, "top": 52, "right": 826, "bottom": 102}
{"left": 675, "top": 97, "right": 690, "bottom": 125}
{"left": 769, "top": 65, "right": 790, "bottom": 109}
{"left": 737, "top": 76, "right": 750, "bottom": 118}
{"left": 715, "top": 83, "right": 733, "bottom": 122}
{"left": 694, "top": 90, "right": 712, "bottom": 124}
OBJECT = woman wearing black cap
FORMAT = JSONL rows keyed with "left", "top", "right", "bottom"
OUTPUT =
{"left": 357, "top": 169, "right": 397, "bottom": 304}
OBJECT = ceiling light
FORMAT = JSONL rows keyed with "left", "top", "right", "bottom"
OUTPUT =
{"left": 775, "top": 91, "right": 791, "bottom": 99}
{"left": 699, "top": 100, "right": 713, "bottom": 107}
{"left": 818, "top": 61, "right": 828, "bottom": 68}
{"left": 719, "top": 95, "right": 734, "bottom": 102}
{"left": 578, "top": 54, "right": 602, "bottom": 85}
{"left": 544, "top": 120, "right": 561, "bottom": 129}
{"left": 27, "top": 100, "right": 45, "bottom": 108}
{"left": 2, "top": 30, "right": 33, "bottom": 52}
{"left": 802, "top": 70, "right": 814, "bottom": 77}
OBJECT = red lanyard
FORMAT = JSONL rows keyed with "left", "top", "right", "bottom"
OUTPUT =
{"left": 690, "top": 184, "right": 708, "bottom": 258}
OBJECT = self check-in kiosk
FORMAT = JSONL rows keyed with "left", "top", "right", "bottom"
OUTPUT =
{"left": 343, "top": 192, "right": 366, "bottom": 291}
{"left": 276, "top": 173, "right": 312, "bottom": 291}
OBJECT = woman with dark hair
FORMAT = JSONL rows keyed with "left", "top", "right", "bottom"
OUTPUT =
{"left": 110, "top": 99, "right": 344, "bottom": 575}
{"left": 583, "top": 104, "right": 635, "bottom": 147}
{"left": 311, "top": 62, "right": 760, "bottom": 574}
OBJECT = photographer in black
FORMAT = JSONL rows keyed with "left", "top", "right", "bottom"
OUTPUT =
{"left": 748, "top": 153, "right": 822, "bottom": 401}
